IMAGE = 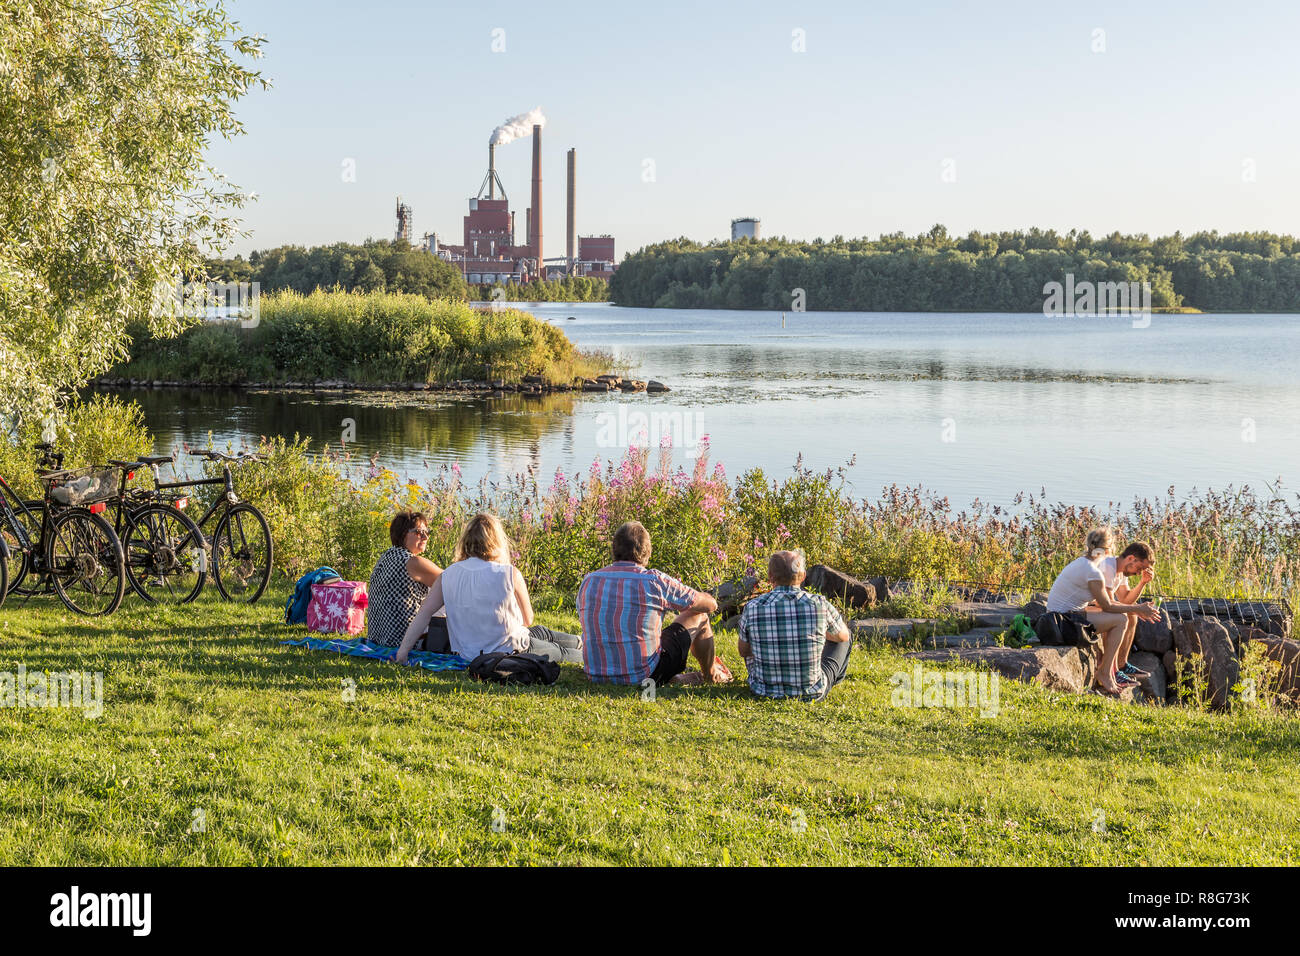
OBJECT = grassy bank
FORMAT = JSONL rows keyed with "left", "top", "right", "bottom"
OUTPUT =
{"left": 108, "top": 290, "right": 611, "bottom": 386}
{"left": 2, "top": 594, "right": 1297, "bottom": 865}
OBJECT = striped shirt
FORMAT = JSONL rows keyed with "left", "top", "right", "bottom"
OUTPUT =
{"left": 578, "top": 562, "right": 699, "bottom": 683}
{"left": 739, "top": 586, "right": 847, "bottom": 699}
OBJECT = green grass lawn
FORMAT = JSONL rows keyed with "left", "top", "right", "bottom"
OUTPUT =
{"left": 1, "top": 591, "right": 1298, "bottom": 866}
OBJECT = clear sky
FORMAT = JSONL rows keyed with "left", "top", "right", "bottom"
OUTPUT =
{"left": 209, "top": 0, "right": 1300, "bottom": 259}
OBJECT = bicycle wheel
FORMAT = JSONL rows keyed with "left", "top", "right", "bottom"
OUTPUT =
{"left": 124, "top": 503, "right": 207, "bottom": 604}
{"left": 5, "top": 500, "right": 46, "bottom": 597}
{"left": 211, "top": 503, "right": 272, "bottom": 603}
{"left": 48, "top": 508, "right": 126, "bottom": 616}
{"left": 0, "top": 547, "right": 7, "bottom": 609}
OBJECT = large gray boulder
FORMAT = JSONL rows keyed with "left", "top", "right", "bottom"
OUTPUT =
{"left": 1239, "top": 632, "right": 1300, "bottom": 705}
{"left": 1129, "top": 650, "right": 1167, "bottom": 702}
{"left": 804, "top": 565, "right": 877, "bottom": 608}
{"left": 1134, "top": 607, "right": 1174, "bottom": 654}
{"left": 1019, "top": 591, "right": 1050, "bottom": 622}
{"left": 907, "top": 644, "right": 1099, "bottom": 695}
{"left": 714, "top": 575, "right": 760, "bottom": 617}
{"left": 1172, "top": 617, "right": 1240, "bottom": 710}
{"left": 943, "top": 601, "right": 1021, "bottom": 628}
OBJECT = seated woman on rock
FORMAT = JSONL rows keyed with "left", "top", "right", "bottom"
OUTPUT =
{"left": 1044, "top": 527, "right": 1161, "bottom": 696}
{"left": 367, "top": 511, "right": 449, "bottom": 651}
{"left": 396, "top": 512, "right": 582, "bottom": 665}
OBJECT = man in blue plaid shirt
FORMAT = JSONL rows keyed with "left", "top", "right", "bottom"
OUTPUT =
{"left": 738, "top": 551, "right": 853, "bottom": 700}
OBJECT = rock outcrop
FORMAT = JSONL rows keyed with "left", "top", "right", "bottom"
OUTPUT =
{"left": 1172, "top": 617, "right": 1240, "bottom": 710}
{"left": 908, "top": 645, "right": 1099, "bottom": 695}
{"left": 804, "top": 565, "right": 879, "bottom": 608}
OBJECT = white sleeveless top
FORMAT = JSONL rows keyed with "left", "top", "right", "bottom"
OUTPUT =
{"left": 440, "top": 557, "right": 529, "bottom": 658}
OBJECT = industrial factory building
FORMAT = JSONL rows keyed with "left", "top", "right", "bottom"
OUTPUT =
{"left": 398, "top": 112, "right": 617, "bottom": 286}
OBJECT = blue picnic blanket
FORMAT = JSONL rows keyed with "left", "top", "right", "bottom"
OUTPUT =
{"left": 282, "top": 636, "right": 469, "bottom": 672}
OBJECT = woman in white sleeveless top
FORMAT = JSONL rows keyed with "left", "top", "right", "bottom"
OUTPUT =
{"left": 395, "top": 513, "right": 582, "bottom": 664}
{"left": 1044, "top": 527, "right": 1160, "bottom": 696}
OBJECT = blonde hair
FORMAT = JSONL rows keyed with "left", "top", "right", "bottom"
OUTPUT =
{"left": 455, "top": 513, "right": 512, "bottom": 564}
{"left": 1084, "top": 526, "right": 1115, "bottom": 559}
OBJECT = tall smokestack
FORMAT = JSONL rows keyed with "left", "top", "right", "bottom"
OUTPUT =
{"left": 530, "top": 123, "right": 543, "bottom": 272}
{"left": 566, "top": 148, "right": 576, "bottom": 272}
{"left": 488, "top": 143, "right": 496, "bottom": 199}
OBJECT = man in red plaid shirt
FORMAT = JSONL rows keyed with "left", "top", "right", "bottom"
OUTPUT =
{"left": 578, "top": 521, "right": 733, "bottom": 686}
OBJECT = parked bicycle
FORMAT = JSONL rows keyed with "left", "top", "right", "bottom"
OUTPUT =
{"left": 100, "top": 455, "right": 208, "bottom": 604}
{"left": 157, "top": 449, "right": 273, "bottom": 603}
{"left": 0, "top": 445, "right": 127, "bottom": 616}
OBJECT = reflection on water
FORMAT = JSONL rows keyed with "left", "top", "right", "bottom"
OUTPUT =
{"left": 125, "top": 387, "right": 581, "bottom": 484}
{"left": 109, "top": 304, "right": 1300, "bottom": 507}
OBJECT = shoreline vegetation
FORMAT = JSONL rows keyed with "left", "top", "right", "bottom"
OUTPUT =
{"left": 610, "top": 228, "right": 1300, "bottom": 311}
{"left": 107, "top": 290, "right": 616, "bottom": 388}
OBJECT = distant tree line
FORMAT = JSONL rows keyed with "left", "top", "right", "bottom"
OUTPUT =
{"left": 208, "top": 240, "right": 610, "bottom": 304}
{"left": 469, "top": 276, "right": 609, "bottom": 303}
{"left": 208, "top": 240, "right": 468, "bottom": 300}
{"left": 609, "top": 227, "right": 1300, "bottom": 312}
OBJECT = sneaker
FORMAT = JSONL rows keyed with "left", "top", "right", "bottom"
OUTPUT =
{"left": 1121, "top": 662, "right": 1151, "bottom": 679}
{"left": 1114, "top": 671, "right": 1138, "bottom": 687}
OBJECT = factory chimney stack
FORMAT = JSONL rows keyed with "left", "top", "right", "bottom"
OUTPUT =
{"left": 530, "top": 123, "right": 543, "bottom": 272}
{"left": 566, "top": 148, "right": 576, "bottom": 273}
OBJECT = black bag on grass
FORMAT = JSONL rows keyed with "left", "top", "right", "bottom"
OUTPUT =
{"left": 468, "top": 651, "right": 560, "bottom": 686}
{"left": 1034, "top": 611, "right": 1098, "bottom": 648}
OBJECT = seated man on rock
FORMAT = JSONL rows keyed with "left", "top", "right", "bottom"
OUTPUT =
{"left": 738, "top": 550, "right": 853, "bottom": 701}
{"left": 1099, "top": 541, "right": 1157, "bottom": 683}
{"left": 577, "top": 520, "right": 732, "bottom": 687}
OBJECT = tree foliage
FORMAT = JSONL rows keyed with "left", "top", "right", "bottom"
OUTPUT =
{"left": 0, "top": 0, "right": 266, "bottom": 424}
{"left": 208, "top": 239, "right": 468, "bottom": 301}
{"left": 610, "top": 229, "right": 1300, "bottom": 312}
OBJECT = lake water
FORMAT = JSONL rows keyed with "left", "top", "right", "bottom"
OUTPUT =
{"left": 116, "top": 304, "right": 1300, "bottom": 509}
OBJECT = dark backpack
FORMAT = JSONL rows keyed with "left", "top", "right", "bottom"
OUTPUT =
{"left": 1034, "top": 611, "right": 1098, "bottom": 648}
{"left": 285, "top": 566, "right": 341, "bottom": 624}
{"left": 468, "top": 651, "right": 560, "bottom": 686}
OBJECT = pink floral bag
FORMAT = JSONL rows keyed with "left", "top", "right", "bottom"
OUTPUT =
{"left": 306, "top": 580, "right": 369, "bottom": 636}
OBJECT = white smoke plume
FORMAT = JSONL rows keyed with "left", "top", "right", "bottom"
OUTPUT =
{"left": 490, "top": 107, "right": 546, "bottom": 146}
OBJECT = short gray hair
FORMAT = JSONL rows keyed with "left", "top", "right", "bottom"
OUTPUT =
{"left": 767, "top": 549, "right": 806, "bottom": 585}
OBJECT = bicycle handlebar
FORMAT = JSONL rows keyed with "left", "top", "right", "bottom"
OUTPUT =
{"left": 186, "top": 448, "right": 262, "bottom": 463}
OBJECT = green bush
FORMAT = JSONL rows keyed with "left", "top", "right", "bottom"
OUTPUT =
{"left": 110, "top": 290, "right": 611, "bottom": 386}
{"left": 0, "top": 394, "right": 152, "bottom": 499}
